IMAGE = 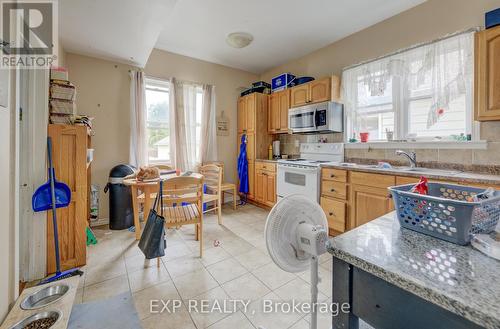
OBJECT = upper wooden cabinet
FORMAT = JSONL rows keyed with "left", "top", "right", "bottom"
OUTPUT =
{"left": 268, "top": 89, "right": 290, "bottom": 134}
{"left": 290, "top": 76, "right": 340, "bottom": 108}
{"left": 475, "top": 26, "right": 500, "bottom": 121}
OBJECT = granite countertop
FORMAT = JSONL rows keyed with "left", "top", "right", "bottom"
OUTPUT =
{"left": 327, "top": 213, "right": 500, "bottom": 329}
{"left": 0, "top": 276, "right": 79, "bottom": 329}
{"left": 320, "top": 163, "right": 500, "bottom": 185}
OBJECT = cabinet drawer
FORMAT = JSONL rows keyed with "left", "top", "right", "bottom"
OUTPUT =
{"left": 321, "top": 197, "right": 346, "bottom": 233}
{"left": 322, "top": 168, "right": 347, "bottom": 182}
{"left": 255, "top": 162, "right": 276, "bottom": 173}
{"left": 350, "top": 171, "right": 395, "bottom": 188}
{"left": 322, "top": 180, "right": 347, "bottom": 200}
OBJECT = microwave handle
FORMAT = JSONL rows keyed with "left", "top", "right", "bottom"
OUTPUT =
{"left": 313, "top": 108, "right": 317, "bottom": 128}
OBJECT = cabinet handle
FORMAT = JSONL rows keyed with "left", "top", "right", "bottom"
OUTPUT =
{"left": 330, "top": 188, "right": 335, "bottom": 192}
{"left": 330, "top": 174, "right": 335, "bottom": 178}
{"left": 329, "top": 211, "right": 334, "bottom": 216}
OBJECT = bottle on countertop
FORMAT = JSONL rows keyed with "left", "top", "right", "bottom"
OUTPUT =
{"left": 268, "top": 144, "right": 273, "bottom": 160}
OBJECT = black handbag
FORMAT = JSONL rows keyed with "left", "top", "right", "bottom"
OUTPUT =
{"left": 138, "top": 181, "right": 167, "bottom": 259}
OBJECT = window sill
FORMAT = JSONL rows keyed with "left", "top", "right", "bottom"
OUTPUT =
{"left": 344, "top": 140, "right": 488, "bottom": 150}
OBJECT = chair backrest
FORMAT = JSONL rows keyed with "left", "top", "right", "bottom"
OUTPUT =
{"left": 199, "top": 164, "right": 222, "bottom": 193}
{"left": 161, "top": 176, "right": 204, "bottom": 206}
{"left": 203, "top": 161, "right": 225, "bottom": 181}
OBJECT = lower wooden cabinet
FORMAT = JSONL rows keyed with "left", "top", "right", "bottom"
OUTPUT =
{"left": 350, "top": 184, "right": 394, "bottom": 229}
{"left": 254, "top": 161, "right": 277, "bottom": 207}
{"left": 248, "top": 161, "right": 255, "bottom": 200}
{"left": 320, "top": 197, "right": 346, "bottom": 233}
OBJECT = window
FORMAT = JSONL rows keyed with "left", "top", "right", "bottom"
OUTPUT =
{"left": 343, "top": 31, "right": 474, "bottom": 142}
{"left": 145, "top": 78, "right": 170, "bottom": 163}
{"left": 144, "top": 78, "right": 204, "bottom": 166}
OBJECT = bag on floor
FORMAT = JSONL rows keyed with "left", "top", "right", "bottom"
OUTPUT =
{"left": 138, "top": 181, "right": 166, "bottom": 259}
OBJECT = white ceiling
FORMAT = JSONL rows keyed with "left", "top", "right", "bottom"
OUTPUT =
{"left": 59, "top": 0, "right": 177, "bottom": 67}
{"left": 60, "top": 0, "right": 425, "bottom": 72}
{"left": 155, "top": 0, "right": 426, "bottom": 73}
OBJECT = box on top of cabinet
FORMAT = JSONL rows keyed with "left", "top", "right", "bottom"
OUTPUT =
{"left": 486, "top": 8, "right": 500, "bottom": 29}
{"left": 272, "top": 73, "right": 296, "bottom": 92}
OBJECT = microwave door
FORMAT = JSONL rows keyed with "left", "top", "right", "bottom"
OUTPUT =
{"left": 290, "top": 111, "right": 315, "bottom": 132}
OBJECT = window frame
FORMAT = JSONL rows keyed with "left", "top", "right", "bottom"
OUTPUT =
{"left": 145, "top": 77, "right": 171, "bottom": 165}
{"left": 344, "top": 34, "right": 478, "bottom": 144}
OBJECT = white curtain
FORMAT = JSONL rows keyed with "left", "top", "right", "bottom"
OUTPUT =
{"left": 169, "top": 78, "right": 218, "bottom": 171}
{"left": 129, "top": 70, "right": 148, "bottom": 168}
{"left": 342, "top": 30, "right": 474, "bottom": 136}
{"left": 200, "top": 84, "right": 217, "bottom": 163}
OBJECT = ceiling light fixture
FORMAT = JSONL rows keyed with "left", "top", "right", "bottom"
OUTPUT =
{"left": 226, "top": 32, "right": 253, "bottom": 49}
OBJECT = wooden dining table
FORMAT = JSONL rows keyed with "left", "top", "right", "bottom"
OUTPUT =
{"left": 123, "top": 172, "right": 203, "bottom": 240}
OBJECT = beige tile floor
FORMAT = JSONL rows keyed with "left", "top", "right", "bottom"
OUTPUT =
{"left": 75, "top": 204, "right": 335, "bottom": 329}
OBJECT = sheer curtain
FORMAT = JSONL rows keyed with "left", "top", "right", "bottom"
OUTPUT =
{"left": 169, "top": 78, "right": 217, "bottom": 171}
{"left": 342, "top": 30, "right": 474, "bottom": 139}
{"left": 129, "top": 70, "right": 148, "bottom": 167}
{"left": 200, "top": 84, "right": 217, "bottom": 163}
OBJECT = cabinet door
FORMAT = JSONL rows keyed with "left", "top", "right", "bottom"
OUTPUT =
{"left": 246, "top": 94, "right": 256, "bottom": 132}
{"left": 255, "top": 171, "right": 265, "bottom": 202}
{"left": 278, "top": 89, "right": 290, "bottom": 132}
{"left": 310, "top": 78, "right": 331, "bottom": 104}
{"left": 350, "top": 184, "right": 394, "bottom": 229}
{"left": 248, "top": 161, "right": 255, "bottom": 200}
{"left": 475, "top": 26, "right": 500, "bottom": 121}
{"left": 290, "top": 84, "right": 309, "bottom": 107}
{"left": 47, "top": 125, "right": 87, "bottom": 273}
{"left": 265, "top": 173, "right": 277, "bottom": 206}
{"left": 237, "top": 97, "right": 246, "bottom": 133}
{"left": 268, "top": 93, "right": 280, "bottom": 133}
{"left": 246, "top": 133, "right": 255, "bottom": 161}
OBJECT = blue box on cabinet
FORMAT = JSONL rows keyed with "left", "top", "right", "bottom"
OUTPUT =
{"left": 486, "top": 8, "right": 500, "bottom": 29}
{"left": 271, "top": 73, "right": 295, "bottom": 92}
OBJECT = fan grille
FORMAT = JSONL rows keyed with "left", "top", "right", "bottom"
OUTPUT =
{"left": 265, "top": 195, "right": 328, "bottom": 273}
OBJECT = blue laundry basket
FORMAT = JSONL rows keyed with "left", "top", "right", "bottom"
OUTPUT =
{"left": 389, "top": 182, "right": 500, "bottom": 245}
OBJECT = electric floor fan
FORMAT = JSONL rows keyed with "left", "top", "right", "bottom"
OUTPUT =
{"left": 264, "top": 195, "right": 329, "bottom": 329}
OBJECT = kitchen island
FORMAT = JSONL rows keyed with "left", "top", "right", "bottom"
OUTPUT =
{"left": 327, "top": 212, "right": 500, "bottom": 329}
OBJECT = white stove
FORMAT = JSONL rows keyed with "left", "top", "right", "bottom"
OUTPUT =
{"left": 277, "top": 143, "right": 344, "bottom": 202}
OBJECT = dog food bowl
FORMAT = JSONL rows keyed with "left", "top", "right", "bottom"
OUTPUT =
{"left": 20, "top": 285, "right": 69, "bottom": 310}
{"left": 9, "top": 310, "right": 62, "bottom": 329}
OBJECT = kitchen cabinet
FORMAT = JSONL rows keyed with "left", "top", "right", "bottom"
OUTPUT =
{"left": 254, "top": 161, "right": 277, "bottom": 207}
{"left": 350, "top": 184, "right": 394, "bottom": 229}
{"left": 475, "top": 26, "right": 500, "bottom": 121}
{"left": 237, "top": 93, "right": 272, "bottom": 202}
{"left": 321, "top": 197, "right": 346, "bottom": 233}
{"left": 320, "top": 168, "right": 348, "bottom": 235}
{"left": 47, "top": 124, "right": 88, "bottom": 273}
{"left": 268, "top": 89, "right": 290, "bottom": 134}
{"left": 290, "top": 76, "right": 340, "bottom": 108}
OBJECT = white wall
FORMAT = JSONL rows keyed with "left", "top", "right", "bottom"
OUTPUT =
{"left": 0, "top": 69, "right": 18, "bottom": 322}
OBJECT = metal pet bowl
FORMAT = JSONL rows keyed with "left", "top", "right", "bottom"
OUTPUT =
{"left": 9, "top": 310, "right": 62, "bottom": 329}
{"left": 20, "top": 285, "right": 69, "bottom": 310}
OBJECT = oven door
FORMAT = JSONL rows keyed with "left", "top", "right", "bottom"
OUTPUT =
{"left": 288, "top": 106, "right": 317, "bottom": 133}
{"left": 277, "top": 164, "right": 320, "bottom": 202}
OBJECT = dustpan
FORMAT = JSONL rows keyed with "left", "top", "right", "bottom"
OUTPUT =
{"left": 32, "top": 138, "right": 71, "bottom": 212}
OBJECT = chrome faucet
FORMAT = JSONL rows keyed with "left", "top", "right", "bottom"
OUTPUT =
{"left": 395, "top": 150, "right": 417, "bottom": 168}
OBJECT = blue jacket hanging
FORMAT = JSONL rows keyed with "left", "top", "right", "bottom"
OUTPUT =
{"left": 237, "top": 134, "right": 249, "bottom": 194}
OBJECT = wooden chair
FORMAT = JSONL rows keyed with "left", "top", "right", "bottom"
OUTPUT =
{"left": 161, "top": 175, "right": 204, "bottom": 257}
{"left": 199, "top": 164, "right": 223, "bottom": 224}
{"left": 204, "top": 161, "right": 237, "bottom": 210}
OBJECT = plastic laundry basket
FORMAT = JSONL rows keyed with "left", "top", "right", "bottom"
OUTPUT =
{"left": 388, "top": 183, "right": 500, "bottom": 245}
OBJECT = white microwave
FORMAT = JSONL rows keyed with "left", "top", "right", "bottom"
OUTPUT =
{"left": 288, "top": 101, "right": 343, "bottom": 134}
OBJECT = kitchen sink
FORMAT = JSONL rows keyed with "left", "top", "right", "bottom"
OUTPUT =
{"left": 396, "top": 167, "right": 462, "bottom": 175}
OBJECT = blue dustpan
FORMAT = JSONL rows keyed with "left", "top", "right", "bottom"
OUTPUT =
{"left": 32, "top": 139, "right": 71, "bottom": 212}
